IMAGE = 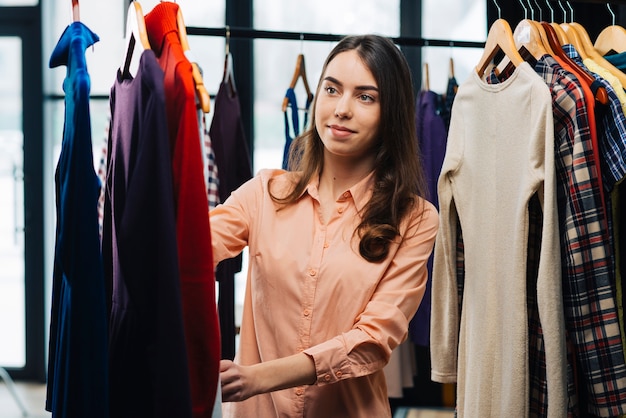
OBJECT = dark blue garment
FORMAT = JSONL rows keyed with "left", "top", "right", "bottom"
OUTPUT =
{"left": 282, "top": 87, "right": 312, "bottom": 170}
{"left": 209, "top": 79, "right": 253, "bottom": 359}
{"left": 102, "top": 50, "right": 192, "bottom": 418}
{"left": 46, "top": 22, "right": 108, "bottom": 418}
{"left": 409, "top": 89, "right": 448, "bottom": 347}
{"left": 604, "top": 52, "right": 626, "bottom": 73}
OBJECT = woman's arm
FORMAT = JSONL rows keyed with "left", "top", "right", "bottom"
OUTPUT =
{"left": 220, "top": 352, "right": 316, "bottom": 402}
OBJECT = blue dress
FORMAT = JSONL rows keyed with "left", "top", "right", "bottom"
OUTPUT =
{"left": 282, "top": 87, "right": 313, "bottom": 170}
{"left": 46, "top": 22, "right": 108, "bottom": 418}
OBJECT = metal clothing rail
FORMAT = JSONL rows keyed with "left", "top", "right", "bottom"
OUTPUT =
{"left": 186, "top": 26, "right": 486, "bottom": 49}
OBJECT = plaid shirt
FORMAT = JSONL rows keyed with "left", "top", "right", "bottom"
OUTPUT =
{"left": 564, "top": 44, "right": 626, "bottom": 191}
{"left": 487, "top": 53, "right": 626, "bottom": 416}
{"left": 200, "top": 112, "right": 220, "bottom": 209}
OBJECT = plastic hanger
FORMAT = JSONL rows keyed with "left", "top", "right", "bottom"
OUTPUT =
{"left": 71, "top": 0, "right": 79, "bottom": 22}
{"left": 121, "top": 1, "right": 151, "bottom": 78}
{"left": 171, "top": 3, "right": 211, "bottom": 113}
{"left": 282, "top": 39, "right": 314, "bottom": 112}
{"left": 222, "top": 26, "right": 237, "bottom": 96}
{"left": 594, "top": 4, "right": 626, "bottom": 56}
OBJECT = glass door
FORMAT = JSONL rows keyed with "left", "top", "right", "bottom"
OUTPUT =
{"left": 0, "top": 36, "right": 26, "bottom": 369}
{"left": 0, "top": 5, "right": 45, "bottom": 381}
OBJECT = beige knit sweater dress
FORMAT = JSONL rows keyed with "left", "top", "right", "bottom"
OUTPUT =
{"left": 430, "top": 62, "right": 568, "bottom": 417}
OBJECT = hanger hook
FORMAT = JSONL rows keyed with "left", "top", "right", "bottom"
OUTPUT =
{"left": 526, "top": 0, "right": 535, "bottom": 21}
{"left": 493, "top": 0, "right": 501, "bottom": 19}
{"left": 566, "top": 1, "right": 574, "bottom": 22}
{"left": 299, "top": 33, "right": 304, "bottom": 54}
{"left": 532, "top": 0, "right": 542, "bottom": 22}
{"left": 557, "top": 0, "right": 566, "bottom": 22}
{"left": 518, "top": 0, "right": 528, "bottom": 20}
{"left": 225, "top": 25, "right": 230, "bottom": 56}
{"left": 607, "top": 4, "right": 616, "bottom": 26}
{"left": 545, "top": 0, "right": 554, "bottom": 23}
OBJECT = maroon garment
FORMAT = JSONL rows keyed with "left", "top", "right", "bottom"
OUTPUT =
{"left": 145, "top": 4, "right": 220, "bottom": 416}
{"left": 103, "top": 50, "right": 192, "bottom": 417}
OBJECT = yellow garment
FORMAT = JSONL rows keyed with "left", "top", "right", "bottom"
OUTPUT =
{"left": 584, "top": 58, "right": 626, "bottom": 116}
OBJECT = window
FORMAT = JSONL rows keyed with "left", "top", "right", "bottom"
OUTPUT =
{"left": 0, "top": 36, "right": 25, "bottom": 368}
{"left": 253, "top": 0, "right": 400, "bottom": 170}
{"left": 421, "top": 0, "right": 486, "bottom": 93}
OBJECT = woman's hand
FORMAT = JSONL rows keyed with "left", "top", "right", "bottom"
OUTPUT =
{"left": 220, "top": 359, "right": 258, "bottom": 402}
{"left": 220, "top": 353, "right": 317, "bottom": 402}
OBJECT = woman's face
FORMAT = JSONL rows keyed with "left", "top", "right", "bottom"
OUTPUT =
{"left": 314, "top": 50, "right": 381, "bottom": 163}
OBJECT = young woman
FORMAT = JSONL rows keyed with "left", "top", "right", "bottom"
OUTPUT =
{"left": 210, "top": 34, "right": 439, "bottom": 418}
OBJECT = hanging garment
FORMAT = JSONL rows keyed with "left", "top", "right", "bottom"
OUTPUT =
{"left": 431, "top": 62, "right": 568, "bottom": 417}
{"left": 209, "top": 73, "right": 253, "bottom": 360}
{"left": 409, "top": 89, "right": 447, "bottom": 347}
{"left": 517, "top": 53, "right": 618, "bottom": 417}
{"left": 282, "top": 87, "right": 312, "bottom": 169}
{"left": 203, "top": 121, "right": 221, "bottom": 209}
{"left": 46, "top": 22, "right": 108, "bottom": 418}
{"left": 144, "top": 4, "right": 220, "bottom": 417}
{"left": 564, "top": 47, "right": 626, "bottom": 414}
{"left": 103, "top": 49, "right": 192, "bottom": 418}
{"left": 441, "top": 76, "right": 458, "bottom": 133}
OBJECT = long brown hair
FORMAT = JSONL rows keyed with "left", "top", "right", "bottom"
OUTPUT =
{"left": 272, "top": 34, "right": 428, "bottom": 262}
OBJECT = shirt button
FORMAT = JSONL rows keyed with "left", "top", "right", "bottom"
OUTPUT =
{"left": 343, "top": 192, "right": 350, "bottom": 198}
{"left": 324, "top": 374, "right": 331, "bottom": 381}
{"left": 303, "top": 309, "right": 310, "bottom": 317}
{"left": 295, "top": 388, "right": 303, "bottom": 396}
{"left": 335, "top": 371, "right": 343, "bottom": 378}
{"left": 309, "top": 269, "right": 316, "bottom": 276}
{"left": 337, "top": 207, "right": 344, "bottom": 214}
{"left": 323, "top": 242, "right": 329, "bottom": 248}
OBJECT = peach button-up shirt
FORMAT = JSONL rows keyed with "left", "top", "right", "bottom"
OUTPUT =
{"left": 210, "top": 169, "right": 438, "bottom": 418}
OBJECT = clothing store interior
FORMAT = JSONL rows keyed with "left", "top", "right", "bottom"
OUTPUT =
{"left": 1, "top": 0, "right": 626, "bottom": 417}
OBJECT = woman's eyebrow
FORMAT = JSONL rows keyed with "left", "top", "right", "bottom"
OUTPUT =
{"left": 323, "top": 76, "right": 378, "bottom": 92}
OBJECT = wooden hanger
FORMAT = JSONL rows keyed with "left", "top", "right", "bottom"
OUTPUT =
{"left": 71, "top": 0, "right": 80, "bottom": 22}
{"left": 595, "top": 25, "right": 626, "bottom": 56}
{"left": 513, "top": 19, "right": 550, "bottom": 60}
{"left": 541, "top": 21, "right": 609, "bottom": 105}
{"left": 533, "top": 20, "right": 555, "bottom": 56}
{"left": 550, "top": 22, "right": 569, "bottom": 45}
{"left": 282, "top": 53, "right": 313, "bottom": 112}
{"left": 422, "top": 62, "right": 430, "bottom": 91}
{"left": 174, "top": 4, "right": 211, "bottom": 113}
{"left": 570, "top": 21, "right": 626, "bottom": 87}
{"left": 594, "top": 4, "right": 626, "bottom": 55}
{"left": 449, "top": 57, "right": 455, "bottom": 78}
{"left": 561, "top": 23, "right": 590, "bottom": 59}
{"left": 476, "top": 18, "right": 524, "bottom": 78}
{"left": 122, "top": 1, "right": 151, "bottom": 78}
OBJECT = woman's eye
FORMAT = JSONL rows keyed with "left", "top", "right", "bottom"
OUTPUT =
{"left": 360, "top": 94, "right": 374, "bottom": 102}
{"left": 325, "top": 86, "right": 337, "bottom": 94}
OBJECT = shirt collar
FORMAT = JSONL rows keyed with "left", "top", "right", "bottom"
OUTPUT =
{"left": 304, "top": 170, "right": 375, "bottom": 212}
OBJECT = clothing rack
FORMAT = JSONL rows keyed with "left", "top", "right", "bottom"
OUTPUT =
{"left": 186, "top": 26, "right": 486, "bottom": 49}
